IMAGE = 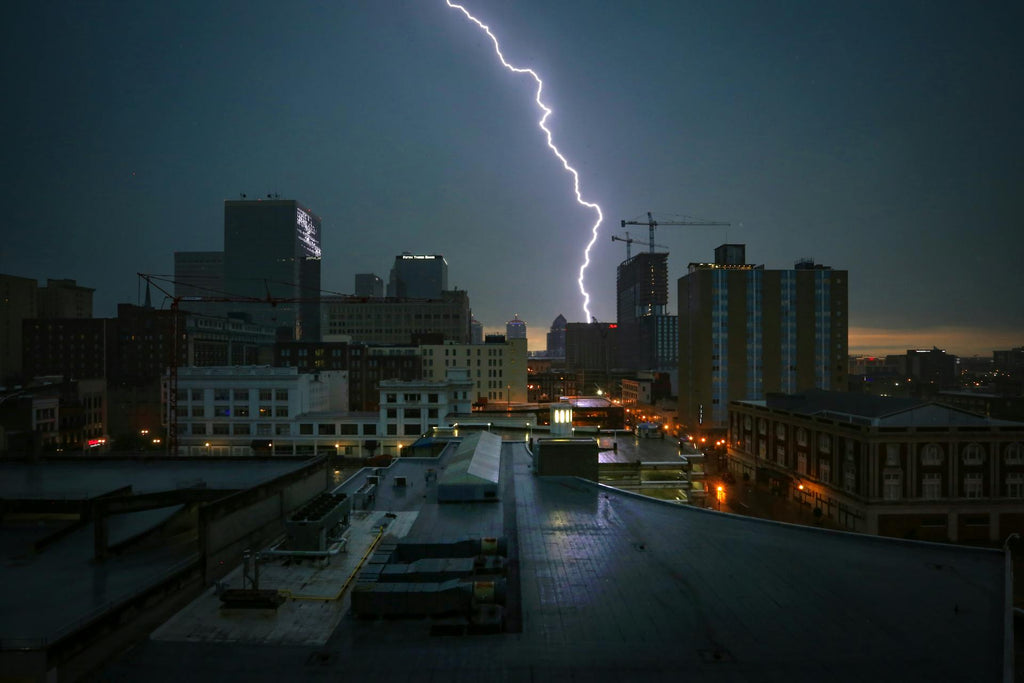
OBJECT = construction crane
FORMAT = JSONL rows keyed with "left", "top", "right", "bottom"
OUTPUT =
{"left": 620, "top": 211, "right": 731, "bottom": 254}
{"left": 138, "top": 273, "right": 333, "bottom": 457}
{"left": 611, "top": 232, "right": 668, "bottom": 260}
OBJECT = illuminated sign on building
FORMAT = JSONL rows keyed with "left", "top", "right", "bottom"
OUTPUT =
{"left": 295, "top": 208, "right": 322, "bottom": 259}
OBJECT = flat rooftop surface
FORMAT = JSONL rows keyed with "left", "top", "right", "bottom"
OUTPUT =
{"left": 0, "top": 458, "right": 312, "bottom": 644}
{"left": 0, "top": 458, "right": 313, "bottom": 498}
{"left": 105, "top": 442, "right": 1008, "bottom": 682}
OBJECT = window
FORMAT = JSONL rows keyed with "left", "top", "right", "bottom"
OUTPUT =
{"left": 386, "top": 393, "right": 396, "bottom": 404}
{"left": 387, "top": 424, "right": 397, "bottom": 436}
{"left": 215, "top": 405, "right": 230, "bottom": 417}
{"left": 259, "top": 406, "right": 271, "bottom": 417}
{"left": 259, "top": 389, "right": 272, "bottom": 401}
{"left": 921, "top": 473, "right": 941, "bottom": 499}
{"left": 340, "top": 424, "right": 358, "bottom": 435}
{"left": 191, "top": 389, "right": 204, "bottom": 401}
{"left": 428, "top": 408, "right": 438, "bottom": 419}
{"left": 363, "top": 424, "right": 377, "bottom": 435}
{"left": 1007, "top": 443, "right": 1024, "bottom": 465}
{"left": 191, "top": 405, "right": 205, "bottom": 418}
{"left": 212, "top": 423, "right": 230, "bottom": 435}
{"left": 818, "top": 459, "right": 830, "bottom": 483}
{"left": 214, "top": 389, "right": 230, "bottom": 401}
{"left": 275, "top": 389, "right": 288, "bottom": 402}
{"left": 796, "top": 428, "right": 807, "bottom": 446}
{"left": 233, "top": 389, "right": 248, "bottom": 401}
{"left": 257, "top": 424, "right": 272, "bottom": 435}
{"left": 428, "top": 393, "right": 438, "bottom": 403}
{"left": 963, "top": 473, "right": 983, "bottom": 498}
{"left": 883, "top": 471, "right": 901, "bottom": 500}
{"left": 1006, "top": 473, "right": 1024, "bottom": 498}
{"left": 921, "top": 443, "right": 943, "bottom": 466}
{"left": 275, "top": 406, "right": 289, "bottom": 417}
{"left": 318, "top": 424, "right": 336, "bottom": 435}
{"left": 192, "top": 423, "right": 207, "bottom": 435}
{"left": 818, "top": 434, "right": 831, "bottom": 454}
{"left": 404, "top": 423, "right": 421, "bottom": 436}
{"left": 233, "top": 423, "right": 251, "bottom": 435}
{"left": 962, "top": 443, "right": 984, "bottom": 466}
{"left": 405, "top": 408, "right": 421, "bottom": 419}
{"left": 387, "top": 408, "right": 397, "bottom": 419}
{"left": 299, "top": 423, "right": 313, "bottom": 435}
{"left": 776, "top": 424, "right": 786, "bottom": 440}
{"left": 235, "top": 406, "right": 249, "bottom": 418}
{"left": 275, "top": 424, "right": 290, "bottom": 436}
{"left": 885, "top": 444, "right": 900, "bottom": 467}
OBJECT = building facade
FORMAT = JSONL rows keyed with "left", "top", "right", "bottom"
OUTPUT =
{"left": 223, "top": 199, "right": 322, "bottom": 340}
{"left": 170, "top": 366, "right": 471, "bottom": 458}
{"left": 679, "top": 247, "right": 848, "bottom": 429}
{"left": 274, "top": 340, "right": 422, "bottom": 411}
{"left": 354, "top": 273, "right": 384, "bottom": 298}
{"left": 545, "top": 314, "right": 566, "bottom": 358}
{"left": 173, "top": 251, "right": 225, "bottom": 298}
{"left": 386, "top": 253, "right": 447, "bottom": 299}
{"left": 565, "top": 322, "right": 620, "bottom": 395}
{"left": 726, "top": 390, "right": 1024, "bottom": 541}
{"left": 419, "top": 337, "right": 528, "bottom": 405}
{"left": 505, "top": 314, "right": 526, "bottom": 340}
{"left": 321, "top": 291, "right": 471, "bottom": 345}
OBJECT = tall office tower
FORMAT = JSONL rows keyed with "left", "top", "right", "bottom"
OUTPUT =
{"left": 615, "top": 252, "right": 676, "bottom": 373}
{"left": 506, "top": 314, "right": 527, "bottom": 340}
{"left": 386, "top": 253, "right": 447, "bottom": 299}
{"left": 470, "top": 318, "right": 484, "bottom": 344}
{"left": 546, "top": 314, "right": 567, "bottom": 358}
{"left": 678, "top": 245, "right": 848, "bottom": 429}
{"left": 223, "top": 199, "right": 322, "bottom": 340}
{"left": 354, "top": 273, "right": 384, "bottom": 298}
{"left": 174, "top": 252, "right": 225, "bottom": 298}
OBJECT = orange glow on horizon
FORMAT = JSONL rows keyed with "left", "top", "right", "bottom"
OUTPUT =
{"left": 849, "top": 326, "right": 1020, "bottom": 358}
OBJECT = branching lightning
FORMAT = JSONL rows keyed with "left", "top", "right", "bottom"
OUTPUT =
{"left": 444, "top": 0, "right": 603, "bottom": 322}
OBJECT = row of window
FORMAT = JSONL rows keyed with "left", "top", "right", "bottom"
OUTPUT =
{"left": 189, "top": 422, "right": 379, "bottom": 436}
{"left": 177, "top": 388, "right": 290, "bottom": 402}
{"left": 881, "top": 471, "right": 1024, "bottom": 500}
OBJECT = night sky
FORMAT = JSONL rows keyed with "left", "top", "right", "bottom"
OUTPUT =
{"left": 3, "top": 1, "right": 1022, "bottom": 355}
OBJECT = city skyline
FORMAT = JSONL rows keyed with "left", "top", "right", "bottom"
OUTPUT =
{"left": 2, "top": 1, "right": 1021, "bottom": 357}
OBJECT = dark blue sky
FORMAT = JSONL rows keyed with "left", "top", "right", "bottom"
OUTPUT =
{"left": 3, "top": 1, "right": 1021, "bottom": 354}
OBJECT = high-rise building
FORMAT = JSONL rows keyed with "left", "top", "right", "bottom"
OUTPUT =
{"left": 615, "top": 252, "right": 677, "bottom": 375}
{"left": 470, "top": 318, "right": 484, "bottom": 345}
{"left": 386, "top": 253, "right": 447, "bottom": 299}
{"left": 546, "top": 314, "right": 567, "bottom": 358}
{"left": 354, "top": 273, "right": 384, "bottom": 298}
{"left": 223, "top": 199, "right": 322, "bottom": 340}
{"left": 174, "top": 252, "right": 225, "bottom": 298}
{"left": 678, "top": 246, "right": 848, "bottom": 429}
{"left": 505, "top": 314, "right": 526, "bottom": 340}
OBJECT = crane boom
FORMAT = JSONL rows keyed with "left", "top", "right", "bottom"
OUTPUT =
{"left": 611, "top": 232, "right": 668, "bottom": 260}
{"left": 620, "top": 211, "right": 730, "bottom": 253}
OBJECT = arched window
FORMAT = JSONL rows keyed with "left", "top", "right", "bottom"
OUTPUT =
{"left": 962, "top": 443, "right": 985, "bottom": 466}
{"left": 1006, "top": 442, "right": 1024, "bottom": 465}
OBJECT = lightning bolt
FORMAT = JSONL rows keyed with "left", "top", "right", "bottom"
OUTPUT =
{"left": 444, "top": 0, "right": 603, "bottom": 322}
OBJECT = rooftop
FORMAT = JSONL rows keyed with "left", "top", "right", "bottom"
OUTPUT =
{"left": 103, "top": 442, "right": 1008, "bottom": 681}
